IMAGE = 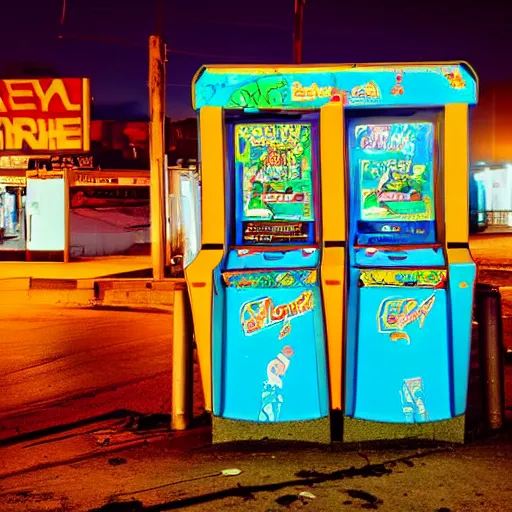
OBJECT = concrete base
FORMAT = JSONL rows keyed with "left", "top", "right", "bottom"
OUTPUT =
{"left": 212, "top": 416, "right": 331, "bottom": 445}
{"left": 343, "top": 414, "right": 466, "bottom": 444}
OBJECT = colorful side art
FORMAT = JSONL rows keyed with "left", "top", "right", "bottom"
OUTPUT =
{"left": 259, "top": 346, "right": 294, "bottom": 422}
{"left": 193, "top": 65, "right": 477, "bottom": 110}
{"left": 224, "top": 269, "right": 317, "bottom": 289}
{"left": 240, "top": 290, "right": 314, "bottom": 339}
{"left": 355, "top": 122, "right": 435, "bottom": 222}
{"left": 360, "top": 269, "right": 447, "bottom": 288}
{"left": 235, "top": 123, "right": 314, "bottom": 223}
{"left": 377, "top": 293, "right": 436, "bottom": 344}
{"left": 400, "top": 377, "right": 429, "bottom": 423}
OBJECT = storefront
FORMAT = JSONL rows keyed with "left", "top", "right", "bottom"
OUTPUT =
{"left": 68, "top": 169, "right": 151, "bottom": 257}
{"left": 0, "top": 155, "right": 60, "bottom": 259}
{"left": 0, "top": 172, "right": 26, "bottom": 252}
{"left": 470, "top": 163, "right": 512, "bottom": 232}
{"left": 0, "top": 156, "right": 32, "bottom": 258}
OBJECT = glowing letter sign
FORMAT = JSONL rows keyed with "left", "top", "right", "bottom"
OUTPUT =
{"left": 0, "top": 78, "right": 90, "bottom": 154}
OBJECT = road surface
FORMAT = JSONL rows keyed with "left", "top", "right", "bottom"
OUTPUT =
{"left": 471, "top": 233, "right": 512, "bottom": 268}
{"left": 0, "top": 302, "right": 509, "bottom": 444}
{"left": 0, "top": 305, "right": 204, "bottom": 441}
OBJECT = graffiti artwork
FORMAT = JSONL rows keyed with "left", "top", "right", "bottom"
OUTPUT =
{"left": 240, "top": 290, "right": 314, "bottom": 339}
{"left": 291, "top": 81, "right": 336, "bottom": 102}
{"left": 259, "top": 346, "right": 294, "bottom": 422}
{"left": 360, "top": 269, "right": 447, "bottom": 288}
{"left": 350, "top": 81, "right": 381, "bottom": 104}
{"left": 358, "top": 123, "right": 419, "bottom": 155}
{"left": 442, "top": 67, "right": 466, "bottom": 89}
{"left": 400, "top": 377, "right": 429, "bottom": 422}
{"left": 51, "top": 154, "right": 95, "bottom": 170}
{"left": 377, "top": 293, "right": 436, "bottom": 344}
{"left": 355, "top": 122, "right": 435, "bottom": 222}
{"left": 391, "top": 73, "right": 405, "bottom": 96}
{"left": 224, "top": 269, "right": 317, "bottom": 289}
{"left": 226, "top": 76, "right": 288, "bottom": 109}
{"left": 235, "top": 123, "right": 314, "bottom": 223}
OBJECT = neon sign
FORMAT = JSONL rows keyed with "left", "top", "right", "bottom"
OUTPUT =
{"left": 0, "top": 78, "right": 90, "bottom": 153}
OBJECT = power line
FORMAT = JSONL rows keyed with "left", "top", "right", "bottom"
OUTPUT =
{"left": 61, "top": 3, "right": 291, "bottom": 32}
{"left": 200, "top": 19, "right": 291, "bottom": 31}
{"left": 58, "top": 33, "right": 141, "bottom": 47}
{"left": 58, "top": 33, "right": 267, "bottom": 60}
{"left": 58, "top": 2, "right": 277, "bottom": 60}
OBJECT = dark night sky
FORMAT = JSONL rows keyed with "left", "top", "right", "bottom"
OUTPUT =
{"left": 0, "top": 0, "right": 509, "bottom": 120}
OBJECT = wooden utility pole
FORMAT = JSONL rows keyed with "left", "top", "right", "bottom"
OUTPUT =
{"left": 151, "top": 0, "right": 192, "bottom": 431}
{"left": 148, "top": 34, "right": 166, "bottom": 280}
{"left": 293, "top": 0, "right": 306, "bottom": 64}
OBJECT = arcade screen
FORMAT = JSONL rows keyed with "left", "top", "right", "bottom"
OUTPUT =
{"left": 234, "top": 123, "right": 315, "bottom": 244}
{"left": 352, "top": 122, "right": 436, "bottom": 244}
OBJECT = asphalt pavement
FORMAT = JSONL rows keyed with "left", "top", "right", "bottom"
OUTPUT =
{"left": 0, "top": 304, "right": 510, "bottom": 512}
{"left": 0, "top": 305, "right": 204, "bottom": 442}
{"left": 1, "top": 419, "right": 512, "bottom": 512}
{"left": 1, "top": 235, "right": 512, "bottom": 511}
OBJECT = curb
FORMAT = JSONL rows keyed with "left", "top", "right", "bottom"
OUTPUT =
{"left": 0, "top": 277, "right": 183, "bottom": 312}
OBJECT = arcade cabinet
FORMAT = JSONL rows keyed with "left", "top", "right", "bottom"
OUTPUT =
{"left": 342, "top": 64, "right": 478, "bottom": 443}
{"left": 185, "top": 66, "right": 346, "bottom": 444}
{"left": 185, "top": 62, "right": 477, "bottom": 445}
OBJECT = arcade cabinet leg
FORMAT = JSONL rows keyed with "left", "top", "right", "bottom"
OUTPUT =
{"left": 343, "top": 416, "right": 465, "bottom": 444}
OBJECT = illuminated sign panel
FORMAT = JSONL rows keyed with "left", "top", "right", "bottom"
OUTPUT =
{"left": 0, "top": 155, "right": 31, "bottom": 169}
{"left": 0, "top": 175, "right": 26, "bottom": 185}
{"left": 0, "top": 78, "right": 90, "bottom": 154}
{"left": 193, "top": 63, "right": 477, "bottom": 110}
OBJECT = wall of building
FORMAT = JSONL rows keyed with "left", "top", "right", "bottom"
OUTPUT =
{"left": 69, "top": 206, "right": 150, "bottom": 257}
{"left": 471, "top": 81, "right": 512, "bottom": 164}
{"left": 89, "top": 118, "right": 198, "bottom": 169}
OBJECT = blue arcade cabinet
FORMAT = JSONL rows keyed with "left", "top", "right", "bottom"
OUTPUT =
{"left": 210, "top": 116, "right": 330, "bottom": 443}
{"left": 343, "top": 66, "right": 478, "bottom": 443}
